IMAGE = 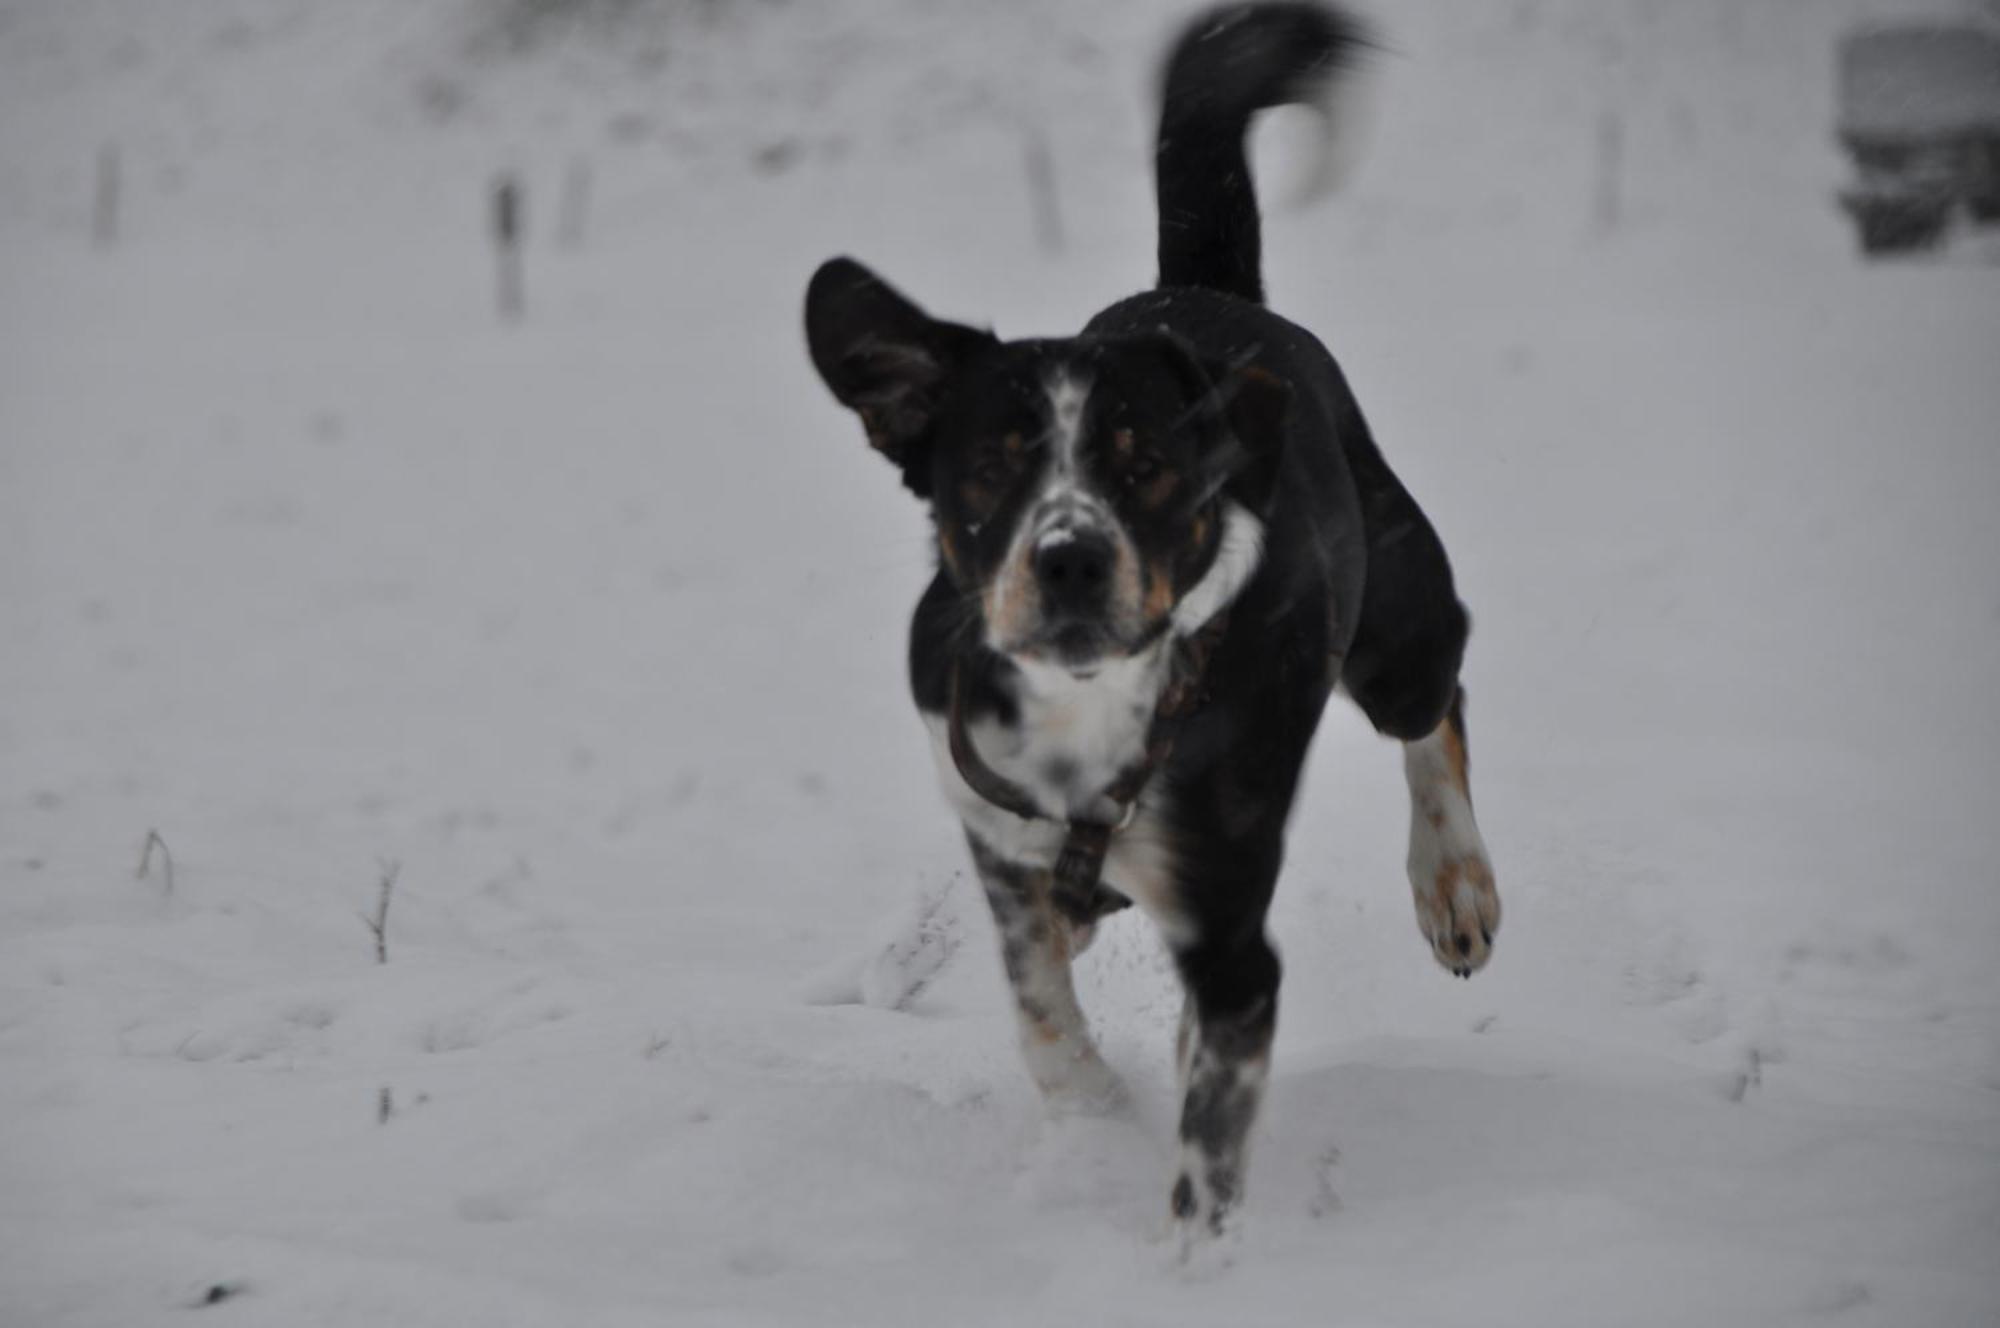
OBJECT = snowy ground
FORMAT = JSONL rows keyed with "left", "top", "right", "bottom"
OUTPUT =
{"left": 3, "top": 1, "right": 1998, "bottom": 1324}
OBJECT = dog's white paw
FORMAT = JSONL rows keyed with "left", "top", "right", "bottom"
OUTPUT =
{"left": 1164, "top": 1171, "right": 1245, "bottom": 1275}
{"left": 1168, "top": 1219, "right": 1243, "bottom": 1279}
{"left": 1032, "top": 1044, "right": 1130, "bottom": 1118}
{"left": 1405, "top": 727, "right": 1500, "bottom": 978}
{"left": 1411, "top": 843, "right": 1500, "bottom": 978}
{"left": 1404, "top": 703, "right": 1501, "bottom": 978}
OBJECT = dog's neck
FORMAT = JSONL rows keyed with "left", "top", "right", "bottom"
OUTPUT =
{"left": 964, "top": 500, "right": 1264, "bottom": 824}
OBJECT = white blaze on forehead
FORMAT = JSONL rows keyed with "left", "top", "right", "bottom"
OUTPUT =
{"left": 1046, "top": 371, "right": 1090, "bottom": 478}
{"left": 1029, "top": 370, "right": 1110, "bottom": 548}
{"left": 987, "top": 370, "right": 1103, "bottom": 646}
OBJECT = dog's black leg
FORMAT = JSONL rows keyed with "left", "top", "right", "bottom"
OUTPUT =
{"left": 965, "top": 833, "right": 1126, "bottom": 1113}
{"left": 1168, "top": 925, "right": 1279, "bottom": 1236}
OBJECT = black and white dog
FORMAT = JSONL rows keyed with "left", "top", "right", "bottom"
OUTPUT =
{"left": 804, "top": 1, "right": 1499, "bottom": 1237}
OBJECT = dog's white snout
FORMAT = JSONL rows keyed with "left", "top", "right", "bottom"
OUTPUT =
{"left": 1030, "top": 491, "right": 1112, "bottom": 550}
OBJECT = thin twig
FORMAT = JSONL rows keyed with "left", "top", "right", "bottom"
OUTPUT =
{"left": 1022, "top": 124, "right": 1064, "bottom": 256}
{"left": 360, "top": 859, "right": 399, "bottom": 965}
{"left": 492, "top": 174, "right": 523, "bottom": 320}
{"left": 94, "top": 141, "right": 120, "bottom": 251}
{"left": 135, "top": 828, "right": 174, "bottom": 896}
{"left": 1592, "top": 108, "right": 1623, "bottom": 237}
{"left": 556, "top": 154, "right": 591, "bottom": 251}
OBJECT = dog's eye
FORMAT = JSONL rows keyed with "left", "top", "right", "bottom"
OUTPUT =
{"left": 1124, "top": 453, "right": 1161, "bottom": 487}
{"left": 969, "top": 434, "right": 1027, "bottom": 490}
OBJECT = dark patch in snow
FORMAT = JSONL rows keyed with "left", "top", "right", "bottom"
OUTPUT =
{"left": 724, "top": 1245, "right": 787, "bottom": 1278}
{"left": 1724, "top": 1047, "right": 1764, "bottom": 1103}
{"left": 1802, "top": 1280, "right": 1873, "bottom": 1315}
{"left": 191, "top": 1281, "right": 247, "bottom": 1308}
{"left": 1308, "top": 1146, "right": 1342, "bottom": 1219}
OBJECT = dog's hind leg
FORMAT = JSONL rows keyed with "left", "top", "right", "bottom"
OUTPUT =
{"left": 1344, "top": 590, "right": 1500, "bottom": 975}
{"left": 1336, "top": 443, "right": 1499, "bottom": 975}
{"left": 1402, "top": 688, "right": 1499, "bottom": 976}
{"left": 965, "top": 834, "right": 1126, "bottom": 1114}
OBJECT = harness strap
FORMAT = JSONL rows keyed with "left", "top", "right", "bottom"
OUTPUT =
{"left": 947, "top": 610, "right": 1231, "bottom": 926}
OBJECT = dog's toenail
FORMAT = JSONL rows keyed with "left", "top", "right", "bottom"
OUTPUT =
{"left": 1481, "top": 927, "right": 1492, "bottom": 946}
{"left": 1455, "top": 934, "right": 1472, "bottom": 956}
{"left": 1171, "top": 1174, "right": 1197, "bottom": 1218}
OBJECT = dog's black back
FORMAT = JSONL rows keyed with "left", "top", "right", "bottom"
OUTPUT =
{"left": 1128, "top": 0, "right": 1468, "bottom": 743}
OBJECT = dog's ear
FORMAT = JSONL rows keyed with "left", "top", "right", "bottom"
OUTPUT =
{"left": 804, "top": 258, "right": 997, "bottom": 496}
{"left": 1150, "top": 335, "right": 1293, "bottom": 515}
{"left": 1213, "top": 364, "right": 1292, "bottom": 512}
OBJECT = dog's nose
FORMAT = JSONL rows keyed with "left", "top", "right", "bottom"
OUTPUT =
{"left": 1034, "top": 532, "right": 1114, "bottom": 615}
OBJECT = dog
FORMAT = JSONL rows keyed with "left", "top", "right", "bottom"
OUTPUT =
{"left": 803, "top": 0, "right": 1500, "bottom": 1237}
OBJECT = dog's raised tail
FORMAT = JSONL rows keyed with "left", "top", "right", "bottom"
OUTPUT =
{"left": 1156, "top": 2, "right": 1371, "bottom": 304}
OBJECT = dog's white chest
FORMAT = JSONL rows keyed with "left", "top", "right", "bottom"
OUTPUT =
{"left": 971, "top": 649, "right": 1164, "bottom": 818}
{"left": 1031, "top": 666, "right": 1164, "bottom": 810}
{"left": 922, "top": 648, "right": 1175, "bottom": 887}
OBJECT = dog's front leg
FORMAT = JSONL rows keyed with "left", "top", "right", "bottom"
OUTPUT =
{"left": 1404, "top": 688, "right": 1500, "bottom": 977}
{"left": 965, "top": 833, "right": 1126, "bottom": 1114}
{"left": 1169, "top": 927, "right": 1279, "bottom": 1237}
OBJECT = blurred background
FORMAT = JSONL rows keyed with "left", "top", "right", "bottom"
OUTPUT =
{"left": 2, "top": 2, "right": 1997, "bottom": 1324}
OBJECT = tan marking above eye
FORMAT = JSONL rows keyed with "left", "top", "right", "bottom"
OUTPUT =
{"left": 958, "top": 482, "right": 1004, "bottom": 526}
{"left": 966, "top": 432, "right": 1028, "bottom": 500}
{"left": 1107, "top": 429, "right": 1175, "bottom": 505}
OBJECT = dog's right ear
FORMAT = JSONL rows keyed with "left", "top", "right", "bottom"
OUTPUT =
{"left": 805, "top": 258, "right": 996, "bottom": 495}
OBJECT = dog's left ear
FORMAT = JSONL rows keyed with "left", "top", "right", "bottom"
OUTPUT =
{"left": 804, "top": 257, "right": 997, "bottom": 497}
{"left": 1214, "top": 364, "right": 1292, "bottom": 510}
{"left": 1152, "top": 336, "right": 1293, "bottom": 514}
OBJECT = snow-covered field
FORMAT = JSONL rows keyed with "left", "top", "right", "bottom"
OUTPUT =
{"left": 3, "top": 1, "right": 1998, "bottom": 1323}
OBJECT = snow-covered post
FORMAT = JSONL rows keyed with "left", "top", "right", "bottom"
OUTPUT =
{"left": 93, "top": 142, "right": 120, "bottom": 251}
{"left": 493, "top": 174, "right": 524, "bottom": 320}
{"left": 1585, "top": 1, "right": 1633, "bottom": 242}
{"left": 1593, "top": 109, "right": 1624, "bottom": 236}
{"left": 134, "top": 828, "right": 173, "bottom": 895}
{"left": 1023, "top": 124, "right": 1065, "bottom": 256}
{"left": 557, "top": 155, "right": 592, "bottom": 251}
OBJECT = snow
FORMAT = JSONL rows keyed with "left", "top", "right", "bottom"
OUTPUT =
{"left": 3, "top": 0, "right": 1998, "bottom": 1323}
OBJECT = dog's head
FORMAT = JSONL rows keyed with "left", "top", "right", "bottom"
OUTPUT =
{"left": 805, "top": 257, "right": 1287, "bottom": 676}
